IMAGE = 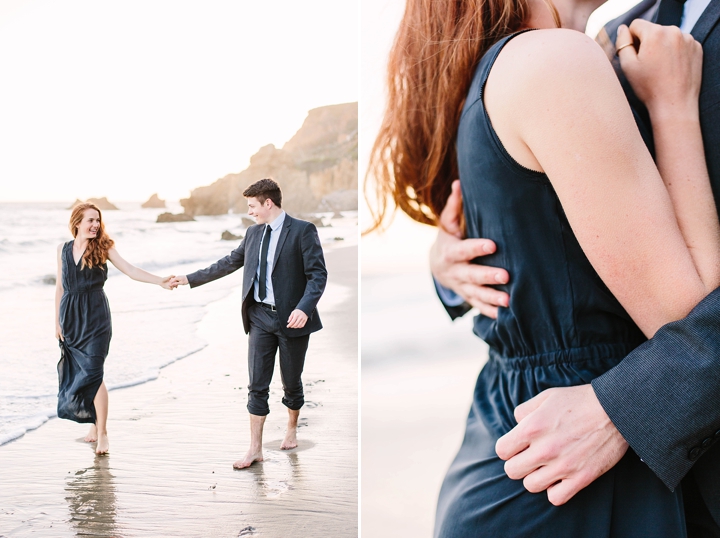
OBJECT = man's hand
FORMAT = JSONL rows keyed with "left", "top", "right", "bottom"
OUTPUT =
{"left": 169, "top": 275, "right": 189, "bottom": 289}
{"left": 430, "top": 180, "right": 509, "bottom": 318}
{"left": 160, "top": 275, "right": 176, "bottom": 290}
{"left": 287, "top": 309, "right": 308, "bottom": 329}
{"left": 495, "top": 385, "right": 629, "bottom": 506}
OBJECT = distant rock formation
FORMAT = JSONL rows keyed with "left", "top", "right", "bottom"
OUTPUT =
{"left": 241, "top": 217, "right": 256, "bottom": 228}
{"left": 68, "top": 197, "right": 119, "bottom": 210}
{"left": 301, "top": 215, "right": 328, "bottom": 228}
{"left": 317, "top": 190, "right": 358, "bottom": 212}
{"left": 156, "top": 212, "right": 195, "bottom": 222}
{"left": 221, "top": 230, "right": 243, "bottom": 241}
{"left": 141, "top": 193, "right": 166, "bottom": 209}
{"left": 180, "top": 102, "right": 358, "bottom": 216}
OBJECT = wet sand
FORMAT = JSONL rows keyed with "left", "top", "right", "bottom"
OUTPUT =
{"left": 0, "top": 245, "right": 357, "bottom": 538}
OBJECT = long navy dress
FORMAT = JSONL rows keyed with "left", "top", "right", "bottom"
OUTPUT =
{"left": 434, "top": 33, "right": 687, "bottom": 537}
{"left": 57, "top": 241, "right": 112, "bottom": 423}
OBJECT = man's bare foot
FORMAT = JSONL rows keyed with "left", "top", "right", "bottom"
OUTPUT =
{"left": 84, "top": 424, "right": 98, "bottom": 443}
{"left": 280, "top": 428, "right": 298, "bottom": 450}
{"left": 95, "top": 433, "right": 109, "bottom": 455}
{"left": 233, "top": 449, "right": 263, "bottom": 469}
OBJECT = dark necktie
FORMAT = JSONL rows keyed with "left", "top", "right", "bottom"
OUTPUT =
{"left": 258, "top": 224, "right": 271, "bottom": 301}
{"left": 655, "top": 0, "right": 686, "bottom": 26}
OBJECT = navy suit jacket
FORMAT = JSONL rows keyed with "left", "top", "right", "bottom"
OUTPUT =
{"left": 186, "top": 214, "right": 327, "bottom": 337}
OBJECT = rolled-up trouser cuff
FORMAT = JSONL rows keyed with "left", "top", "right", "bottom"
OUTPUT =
{"left": 282, "top": 396, "right": 304, "bottom": 410}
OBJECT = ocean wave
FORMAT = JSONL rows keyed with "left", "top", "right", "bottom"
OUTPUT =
{"left": 0, "top": 410, "right": 56, "bottom": 446}
{"left": 0, "top": 344, "right": 209, "bottom": 447}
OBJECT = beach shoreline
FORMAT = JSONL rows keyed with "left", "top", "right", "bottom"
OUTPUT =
{"left": 0, "top": 245, "right": 358, "bottom": 537}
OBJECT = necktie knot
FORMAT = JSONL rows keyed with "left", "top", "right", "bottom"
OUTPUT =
{"left": 655, "top": 0, "right": 686, "bottom": 26}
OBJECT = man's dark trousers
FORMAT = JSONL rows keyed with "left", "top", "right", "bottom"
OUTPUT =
{"left": 247, "top": 302, "right": 309, "bottom": 416}
{"left": 186, "top": 214, "right": 327, "bottom": 416}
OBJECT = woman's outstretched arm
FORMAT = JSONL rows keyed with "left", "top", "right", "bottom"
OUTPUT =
{"left": 107, "top": 248, "right": 174, "bottom": 289}
{"left": 485, "top": 28, "right": 720, "bottom": 337}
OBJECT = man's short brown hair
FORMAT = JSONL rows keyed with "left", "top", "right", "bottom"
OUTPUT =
{"left": 243, "top": 178, "right": 282, "bottom": 208}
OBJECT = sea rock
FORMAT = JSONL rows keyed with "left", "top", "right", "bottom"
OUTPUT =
{"left": 302, "top": 215, "right": 327, "bottom": 228}
{"left": 88, "top": 197, "right": 118, "bottom": 210}
{"left": 156, "top": 212, "right": 195, "bottom": 223}
{"left": 316, "top": 190, "right": 358, "bottom": 212}
{"left": 241, "top": 217, "right": 256, "bottom": 228}
{"left": 141, "top": 193, "right": 166, "bottom": 209}
{"left": 42, "top": 274, "right": 56, "bottom": 285}
{"left": 221, "top": 230, "right": 243, "bottom": 241}
{"left": 180, "top": 102, "right": 358, "bottom": 216}
{"left": 67, "top": 197, "right": 119, "bottom": 210}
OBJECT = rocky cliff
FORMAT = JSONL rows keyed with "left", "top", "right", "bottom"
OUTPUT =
{"left": 180, "top": 102, "right": 357, "bottom": 216}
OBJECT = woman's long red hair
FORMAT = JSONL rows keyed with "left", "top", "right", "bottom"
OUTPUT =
{"left": 69, "top": 203, "right": 114, "bottom": 269}
{"left": 366, "top": 0, "right": 547, "bottom": 231}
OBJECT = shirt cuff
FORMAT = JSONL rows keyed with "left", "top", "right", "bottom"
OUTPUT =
{"left": 433, "top": 278, "right": 466, "bottom": 307}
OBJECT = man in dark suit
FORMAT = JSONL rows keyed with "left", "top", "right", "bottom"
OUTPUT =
{"left": 171, "top": 178, "right": 327, "bottom": 469}
{"left": 431, "top": 0, "right": 720, "bottom": 532}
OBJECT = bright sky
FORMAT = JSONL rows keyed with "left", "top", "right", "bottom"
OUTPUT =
{"left": 360, "top": 0, "right": 642, "bottom": 275}
{"left": 0, "top": 0, "right": 359, "bottom": 202}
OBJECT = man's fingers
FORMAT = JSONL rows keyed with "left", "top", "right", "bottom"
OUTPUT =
{"left": 546, "top": 476, "right": 587, "bottom": 506}
{"left": 514, "top": 390, "right": 551, "bottom": 423}
{"left": 443, "top": 237, "right": 497, "bottom": 264}
{"left": 495, "top": 423, "right": 531, "bottom": 461}
{"left": 522, "top": 464, "right": 566, "bottom": 494}
{"left": 439, "top": 180, "right": 464, "bottom": 237}
{"left": 460, "top": 281, "right": 509, "bottom": 306}
{"left": 474, "top": 303, "right": 499, "bottom": 319}
{"left": 449, "top": 258, "right": 507, "bottom": 285}
{"left": 503, "top": 442, "right": 548, "bottom": 480}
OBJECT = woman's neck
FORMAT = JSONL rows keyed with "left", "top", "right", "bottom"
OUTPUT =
{"left": 74, "top": 237, "right": 90, "bottom": 250}
{"left": 525, "top": 0, "right": 604, "bottom": 32}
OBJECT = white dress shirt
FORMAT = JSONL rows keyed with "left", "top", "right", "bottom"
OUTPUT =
{"left": 254, "top": 211, "right": 286, "bottom": 306}
{"left": 681, "top": 0, "right": 712, "bottom": 32}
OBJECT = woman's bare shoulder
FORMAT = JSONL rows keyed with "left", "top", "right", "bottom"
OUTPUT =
{"left": 493, "top": 29, "right": 613, "bottom": 91}
{"left": 487, "top": 29, "right": 621, "bottom": 121}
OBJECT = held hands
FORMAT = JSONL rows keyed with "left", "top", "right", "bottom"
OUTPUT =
{"left": 616, "top": 20, "right": 703, "bottom": 116}
{"left": 287, "top": 309, "right": 308, "bottom": 329}
{"left": 495, "top": 385, "right": 629, "bottom": 506}
{"left": 167, "top": 275, "right": 189, "bottom": 289}
{"left": 429, "top": 180, "right": 509, "bottom": 318}
{"left": 160, "top": 276, "right": 176, "bottom": 290}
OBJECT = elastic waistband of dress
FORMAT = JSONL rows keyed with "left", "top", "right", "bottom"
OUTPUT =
{"left": 488, "top": 341, "right": 644, "bottom": 369}
{"left": 65, "top": 288, "right": 104, "bottom": 294}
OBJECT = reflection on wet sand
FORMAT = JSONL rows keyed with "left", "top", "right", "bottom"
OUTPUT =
{"left": 65, "top": 454, "right": 119, "bottom": 537}
{"left": 245, "top": 448, "right": 304, "bottom": 499}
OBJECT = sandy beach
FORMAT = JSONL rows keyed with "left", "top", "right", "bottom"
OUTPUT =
{"left": 0, "top": 245, "right": 357, "bottom": 537}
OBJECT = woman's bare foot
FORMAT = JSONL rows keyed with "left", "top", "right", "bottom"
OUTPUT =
{"left": 84, "top": 424, "right": 98, "bottom": 443}
{"left": 95, "top": 433, "right": 109, "bottom": 455}
{"left": 233, "top": 449, "right": 263, "bottom": 469}
{"left": 280, "top": 428, "right": 298, "bottom": 450}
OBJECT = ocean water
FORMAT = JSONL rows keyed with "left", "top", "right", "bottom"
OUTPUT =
{"left": 0, "top": 201, "right": 357, "bottom": 446}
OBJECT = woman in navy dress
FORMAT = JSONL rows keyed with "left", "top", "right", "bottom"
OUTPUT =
{"left": 56, "top": 202, "right": 173, "bottom": 454}
{"left": 368, "top": 0, "right": 719, "bottom": 536}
